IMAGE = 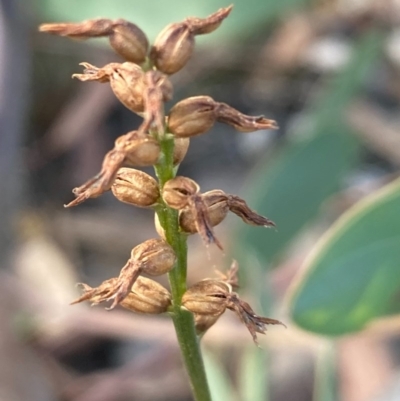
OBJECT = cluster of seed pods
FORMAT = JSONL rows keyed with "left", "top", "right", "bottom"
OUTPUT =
{"left": 40, "top": 6, "right": 284, "bottom": 343}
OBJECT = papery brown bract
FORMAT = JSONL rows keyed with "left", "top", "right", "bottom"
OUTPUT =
{"left": 39, "top": 18, "right": 149, "bottom": 64}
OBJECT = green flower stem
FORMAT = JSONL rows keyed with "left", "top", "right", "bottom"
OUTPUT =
{"left": 154, "top": 134, "right": 212, "bottom": 401}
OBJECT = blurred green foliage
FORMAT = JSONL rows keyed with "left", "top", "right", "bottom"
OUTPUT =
{"left": 290, "top": 177, "right": 400, "bottom": 335}
{"left": 237, "top": 30, "right": 383, "bottom": 271}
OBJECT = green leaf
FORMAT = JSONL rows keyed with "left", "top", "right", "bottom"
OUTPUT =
{"left": 289, "top": 177, "right": 400, "bottom": 335}
{"left": 236, "top": 30, "right": 384, "bottom": 269}
{"left": 203, "top": 349, "right": 239, "bottom": 401}
{"left": 239, "top": 346, "right": 269, "bottom": 401}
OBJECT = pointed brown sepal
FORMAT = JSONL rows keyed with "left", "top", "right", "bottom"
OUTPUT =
{"left": 227, "top": 294, "right": 286, "bottom": 345}
{"left": 216, "top": 102, "right": 278, "bottom": 132}
{"left": 226, "top": 195, "right": 276, "bottom": 227}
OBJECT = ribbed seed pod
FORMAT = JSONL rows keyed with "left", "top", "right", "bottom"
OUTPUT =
{"left": 150, "top": 23, "right": 194, "bottom": 75}
{"left": 109, "top": 63, "right": 146, "bottom": 113}
{"left": 167, "top": 95, "right": 278, "bottom": 137}
{"left": 73, "top": 62, "right": 145, "bottom": 113}
{"left": 167, "top": 96, "right": 217, "bottom": 137}
{"left": 162, "top": 176, "right": 200, "bottom": 209}
{"left": 111, "top": 168, "right": 159, "bottom": 207}
{"left": 115, "top": 132, "right": 160, "bottom": 166}
{"left": 121, "top": 276, "right": 171, "bottom": 314}
{"left": 150, "top": 6, "right": 233, "bottom": 75}
{"left": 108, "top": 19, "right": 149, "bottom": 63}
{"left": 182, "top": 276, "right": 285, "bottom": 344}
{"left": 132, "top": 238, "right": 176, "bottom": 276}
{"left": 182, "top": 279, "right": 231, "bottom": 316}
{"left": 194, "top": 313, "right": 222, "bottom": 335}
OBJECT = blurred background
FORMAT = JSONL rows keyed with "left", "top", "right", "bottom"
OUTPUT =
{"left": 2, "top": 0, "right": 400, "bottom": 400}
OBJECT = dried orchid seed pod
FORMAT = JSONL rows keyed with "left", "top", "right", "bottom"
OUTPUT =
{"left": 108, "top": 20, "right": 149, "bottom": 64}
{"left": 167, "top": 96, "right": 217, "bottom": 138}
{"left": 173, "top": 137, "right": 190, "bottom": 165}
{"left": 182, "top": 279, "right": 231, "bottom": 316}
{"left": 120, "top": 276, "right": 171, "bottom": 314}
{"left": 162, "top": 176, "right": 200, "bottom": 209}
{"left": 150, "top": 23, "right": 194, "bottom": 75}
{"left": 132, "top": 238, "right": 176, "bottom": 276}
{"left": 95, "top": 239, "right": 176, "bottom": 310}
{"left": 73, "top": 62, "right": 145, "bottom": 113}
{"left": 150, "top": 6, "right": 232, "bottom": 75}
{"left": 111, "top": 167, "right": 159, "bottom": 207}
{"left": 179, "top": 189, "right": 228, "bottom": 234}
{"left": 115, "top": 132, "right": 160, "bottom": 166}
{"left": 71, "top": 277, "right": 171, "bottom": 314}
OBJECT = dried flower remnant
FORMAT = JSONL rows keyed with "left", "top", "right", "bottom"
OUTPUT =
{"left": 168, "top": 96, "right": 278, "bottom": 138}
{"left": 162, "top": 177, "right": 223, "bottom": 249}
{"left": 65, "top": 131, "right": 160, "bottom": 208}
{"left": 72, "top": 276, "right": 172, "bottom": 314}
{"left": 39, "top": 18, "right": 149, "bottom": 64}
{"left": 162, "top": 183, "right": 275, "bottom": 246}
{"left": 150, "top": 6, "right": 233, "bottom": 75}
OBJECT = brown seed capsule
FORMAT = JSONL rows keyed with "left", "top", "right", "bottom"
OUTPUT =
{"left": 89, "top": 239, "right": 176, "bottom": 310}
{"left": 194, "top": 313, "right": 222, "bottom": 335}
{"left": 108, "top": 20, "right": 149, "bottom": 63}
{"left": 111, "top": 167, "right": 159, "bottom": 207}
{"left": 121, "top": 276, "right": 171, "bottom": 314}
{"left": 173, "top": 137, "right": 190, "bottom": 165}
{"left": 167, "top": 95, "right": 278, "bottom": 137}
{"left": 167, "top": 96, "right": 217, "bottom": 138}
{"left": 39, "top": 18, "right": 149, "bottom": 64}
{"left": 132, "top": 238, "right": 176, "bottom": 276}
{"left": 150, "top": 6, "right": 233, "bottom": 75}
{"left": 71, "top": 276, "right": 171, "bottom": 314}
{"left": 162, "top": 176, "right": 200, "bottom": 209}
{"left": 115, "top": 132, "right": 160, "bottom": 166}
{"left": 182, "top": 279, "right": 231, "bottom": 316}
{"left": 182, "top": 271, "right": 285, "bottom": 344}
{"left": 73, "top": 62, "right": 145, "bottom": 113}
{"left": 150, "top": 23, "right": 194, "bottom": 75}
